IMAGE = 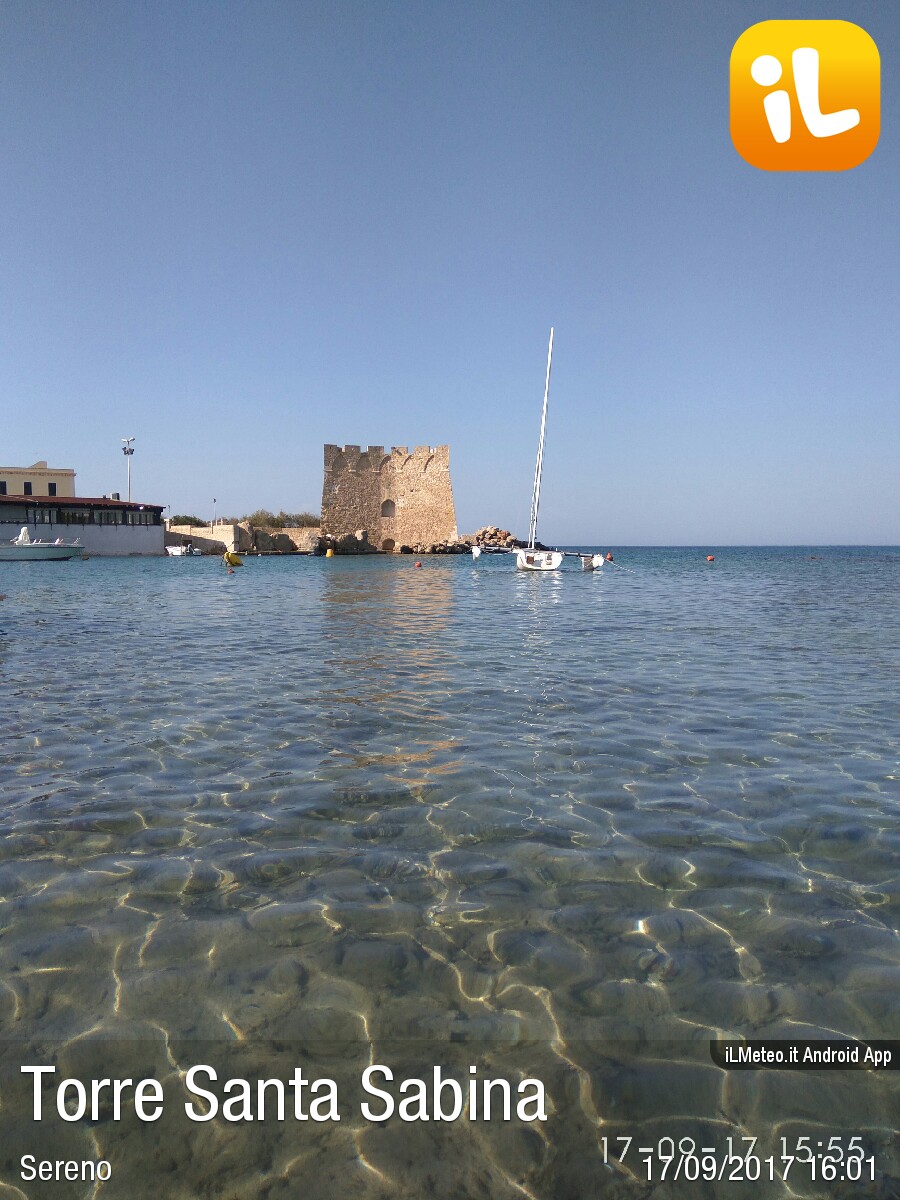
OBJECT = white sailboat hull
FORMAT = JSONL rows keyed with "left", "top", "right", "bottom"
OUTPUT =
{"left": 514, "top": 549, "right": 564, "bottom": 571}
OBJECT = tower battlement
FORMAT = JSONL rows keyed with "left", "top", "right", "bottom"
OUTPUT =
{"left": 321, "top": 444, "right": 457, "bottom": 550}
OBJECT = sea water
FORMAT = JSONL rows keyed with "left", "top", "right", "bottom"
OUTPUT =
{"left": 0, "top": 548, "right": 897, "bottom": 1198}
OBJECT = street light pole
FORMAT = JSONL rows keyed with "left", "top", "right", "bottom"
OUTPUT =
{"left": 212, "top": 497, "right": 217, "bottom": 531}
{"left": 122, "top": 437, "right": 135, "bottom": 502}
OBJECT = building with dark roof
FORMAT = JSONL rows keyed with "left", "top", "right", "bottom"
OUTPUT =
{"left": 0, "top": 494, "right": 165, "bottom": 556}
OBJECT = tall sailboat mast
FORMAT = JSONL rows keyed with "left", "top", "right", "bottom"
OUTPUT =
{"left": 527, "top": 328, "right": 554, "bottom": 550}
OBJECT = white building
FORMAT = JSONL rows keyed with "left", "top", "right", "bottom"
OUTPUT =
{"left": 0, "top": 495, "right": 165, "bottom": 555}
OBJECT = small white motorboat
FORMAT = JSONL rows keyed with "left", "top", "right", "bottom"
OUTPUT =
{"left": 166, "top": 545, "right": 203, "bottom": 556}
{"left": 0, "top": 528, "right": 83, "bottom": 561}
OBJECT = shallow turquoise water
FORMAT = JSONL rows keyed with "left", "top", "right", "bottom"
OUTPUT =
{"left": 0, "top": 548, "right": 898, "bottom": 1198}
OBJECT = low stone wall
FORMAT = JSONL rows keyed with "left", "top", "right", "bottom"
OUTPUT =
{"left": 166, "top": 523, "right": 323, "bottom": 554}
{"left": 166, "top": 524, "right": 236, "bottom": 553}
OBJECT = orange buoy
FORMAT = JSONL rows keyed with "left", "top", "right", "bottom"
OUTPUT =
{"left": 414, "top": 561, "right": 422, "bottom": 568}
{"left": 605, "top": 552, "right": 613, "bottom": 561}
{"left": 707, "top": 555, "right": 715, "bottom": 562}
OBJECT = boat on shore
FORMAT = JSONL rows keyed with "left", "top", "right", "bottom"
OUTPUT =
{"left": 166, "top": 545, "right": 203, "bottom": 556}
{"left": 0, "top": 528, "right": 83, "bottom": 561}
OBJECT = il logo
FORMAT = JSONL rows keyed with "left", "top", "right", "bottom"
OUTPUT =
{"left": 731, "top": 20, "right": 879, "bottom": 171}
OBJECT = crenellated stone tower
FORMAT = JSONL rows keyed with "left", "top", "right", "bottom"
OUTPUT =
{"left": 321, "top": 444, "right": 458, "bottom": 551}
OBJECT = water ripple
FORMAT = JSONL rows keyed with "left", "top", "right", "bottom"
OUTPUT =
{"left": 0, "top": 548, "right": 898, "bottom": 1196}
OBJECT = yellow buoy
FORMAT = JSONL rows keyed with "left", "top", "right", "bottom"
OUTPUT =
{"left": 223, "top": 551, "right": 243, "bottom": 566}
{"left": 325, "top": 548, "right": 334, "bottom": 557}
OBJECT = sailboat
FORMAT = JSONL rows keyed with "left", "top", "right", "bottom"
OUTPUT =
{"left": 515, "top": 329, "right": 565, "bottom": 571}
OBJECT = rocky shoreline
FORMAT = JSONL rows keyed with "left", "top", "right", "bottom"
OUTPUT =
{"left": 318, "top": 525, "right": 547, "bottom": 556}
{"left": 167, "top": 521, "right": 546, "bottom": 556}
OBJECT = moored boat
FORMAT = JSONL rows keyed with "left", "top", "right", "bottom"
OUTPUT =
{"left": 0, "top": 528, "right": 83, "bottom": 561}
{"left": 516, "top": 548, "right": 564, "bottom": 570}
{"left": 515, "top": 330, "right": 564, "bottom": 572}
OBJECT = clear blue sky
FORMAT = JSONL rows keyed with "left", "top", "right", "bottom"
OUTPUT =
{"left": 1, "top": 0, "right": 897, "bottom": 544}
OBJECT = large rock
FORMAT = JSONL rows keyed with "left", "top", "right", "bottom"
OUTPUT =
{"left": 253, "top": 528, "right": 276, "bottom": 551}
{"left": 469, "top": 525, "right": 522, "bottom": 548}
{"left": 242, "top": 524, "right": 324, "bottom": 553}
{"left": 319, "top": 531, "right": 378, "bottom": 555}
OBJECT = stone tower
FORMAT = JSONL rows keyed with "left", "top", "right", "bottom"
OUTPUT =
{"left": 321, "top": 445, "right": 458, "bottom": 551}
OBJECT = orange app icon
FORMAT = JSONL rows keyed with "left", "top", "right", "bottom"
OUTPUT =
{"left": 731, "top": 20, "right": 880, "bottom": 170}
